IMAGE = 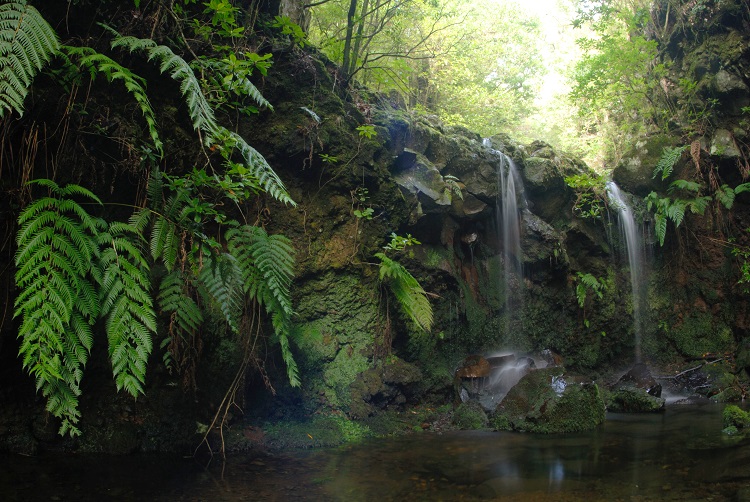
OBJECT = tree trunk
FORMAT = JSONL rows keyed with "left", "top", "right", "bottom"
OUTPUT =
{"left": 342, "top": 0, "right": 358, "bottom": 79}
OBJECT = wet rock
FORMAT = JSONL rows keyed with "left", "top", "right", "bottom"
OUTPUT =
{"left": 455, "top": 355, "right": 491, "bottom": 379}
{"left": 606, "top": 388, "right": 665, "bottom": 413}
{"left": 709, "top": 129, "right": 741, "bottom": 158}
{"left": 349, "top": 357, "right": 423, "bottom": 419}
{"left": 492, "top": 367, "right": 605, "bottom": 433}
{"left": 452, "top": 401, "right": 489, "bottom": 429}
{"left": 613, "top": 134, "right": 676, "bottom": 196}
{"left": 606, "top": 363, "right": 665, "bottom": 413}
{"left": 615, "top": 363, "right": 662, "bottom": 397}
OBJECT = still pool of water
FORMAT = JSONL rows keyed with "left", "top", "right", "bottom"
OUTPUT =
{"left": 2, "top": 404, "right": 749, "bottom": 501}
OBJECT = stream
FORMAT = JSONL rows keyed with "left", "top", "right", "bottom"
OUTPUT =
{"left": 2, "top": 404, "right": 749, "bottom": 501}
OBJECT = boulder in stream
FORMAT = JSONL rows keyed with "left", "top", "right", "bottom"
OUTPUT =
{"left": 491, "top": 367, "right": 605, "bottom": 433}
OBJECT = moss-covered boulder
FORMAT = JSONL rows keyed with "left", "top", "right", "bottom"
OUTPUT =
{"left": 348, "top": 357, "right": 423, "bottom": 419}
{"left": 452, "top": 401, "right": 489, "bottom": 429}
{"left": 606, "top": 388, "right": 665, "bottom": 413}
{"left": 492, "top": 367, "right": 605, "bottom": 433}
{"left": 613, "top": 134, "right": 676, "bottom": 196}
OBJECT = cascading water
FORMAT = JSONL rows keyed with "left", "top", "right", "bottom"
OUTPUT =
{"left": 606, "top": 182, "right": 647, "bottom": 362}
{"left": 482, "top": 139, "right": 526, "bottom": 337}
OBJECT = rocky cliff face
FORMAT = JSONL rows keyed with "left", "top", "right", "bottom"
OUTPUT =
{"left": 239, "top": 48, "right": 650, "bottom": 422}
{"left": 613, "top": 0, "right": 750, "bottom": 390}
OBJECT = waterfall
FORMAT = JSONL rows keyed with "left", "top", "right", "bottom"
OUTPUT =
{"left": 606, "top": 182, "right": 647, "bottom": 362}
{"left": 484, "top": 139, "right": 525, "bottom": 335}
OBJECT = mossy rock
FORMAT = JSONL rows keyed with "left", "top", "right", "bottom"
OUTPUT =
{"left": 723, "top": 405, "right": 750, "bottom": 429}
{"left": 493, "top": 367, "right": 605, "bottom": 433}
{"left": 606, "top": 387, "right": 665, "bottom": 413}
{"left": 613, "top": 134, "right": 676, "bottom": 196}
{"left": 452, "top": 401, "right": 489, "bottom": 430}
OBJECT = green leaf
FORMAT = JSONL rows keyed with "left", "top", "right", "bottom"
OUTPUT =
{"left": 0, "top": 0, "right": 60, "bottom": 117}
{"left": 375, "top": 252, "right": 433, "bottom": 332}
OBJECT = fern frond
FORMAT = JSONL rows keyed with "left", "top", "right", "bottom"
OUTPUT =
{"left": 653, "top": 213, "right": 667, "bottom": 246}
{"left": 653, "top": 146, "right": 687, "bottom": 181}
{"left": 99, "top": 222, "right": 155, "bottom": 397}
{"left": 158, "top": 269, "right": 203, "bottom": 337}
{"left": 111, "top": 33, "right": 220, "bottom": 140}
{"left": 375, "top": 252, "right": 433, "bottom": 332}
{"left": 199, "top": 253, "right": 244, "bottom": 333}
{"left": 222, "top": 130, "right": 295, "bottom": 206}
{"left": 14, "top": 181, "right": 103, "bottom": 436}
{"left": 735, "top": 183, "right": 750, "bottom": 196}
{"left": 278, "top": 332, "right": 300, "bottom": 387}
{"left": 109, "top": 33, "right": 294, "bottom": 206}
{"left": 101, "top": 222, "right": 156, "bottom": 397}
{"left": 688, "top": 196, "right": 711, "bottom": 215}
{"left": 667, "top": 179, "right": 702, "bottom": 194}
{"left": 61, "top": 46, "right": 163, "bottom": 156}
{"left": 227, "top": 225, "right": 295, "bottom": 316}
{"left": 665, "top": 200, "right": 687, "bottom": 228}
{"left": 0, "top": 0, "right": 59, "bottom": 117}
{"left": 226, "top": 225, "right": 299, "bottom": 385}
{"left": 716, "top": 185, "right": 736, "bottom": 210}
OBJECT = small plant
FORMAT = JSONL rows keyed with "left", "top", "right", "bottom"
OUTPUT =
{"left": 575, "top": 272, "right": 604, "bottom": 328}
{"left": 352, "top": 187, "right": 374, "bottom": 220}
{"left": 565, "top": 173, "right": 607, "bottom": 219}
{"left": 652, "top": 145, "right": 688, "bottom": 181}
{"left": 443, "top": 174, "right": 464, "bottom": 202}
{"left": 383, "top": 232, "right": 420, "bottom": 252}
{"left": 271, "top": 15, "right": 307, "bottom": 47}
{"left": 356, "top": 124, "right": 377, "bottom": 139}
{"left": 375, "top": 232, "right": 433, "bottom": 335}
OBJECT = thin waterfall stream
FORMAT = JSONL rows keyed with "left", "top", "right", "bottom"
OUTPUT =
{"left": 484, "top": 139, "right": 525, "bottom": 336}
{"left": 606, "top": 182, "right": 647, "bottom": 363}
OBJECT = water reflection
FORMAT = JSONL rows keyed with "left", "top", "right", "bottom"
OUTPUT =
{"left": 2, "top": 405, "right": 750, "bottom": 501}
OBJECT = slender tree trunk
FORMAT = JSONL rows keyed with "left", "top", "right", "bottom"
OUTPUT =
{"left": 342, "top": 0, "right": 358, "bottom": 79}
{"left": 349, "top": 0, "right": 369, "bottom": 79}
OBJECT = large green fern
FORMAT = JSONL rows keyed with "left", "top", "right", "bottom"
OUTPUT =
{"left": 0, "top": 0, "right": 59, "bottom": 117}
{"left": 227, "top": 225, "right": 299, "bottom": 386}
{"left": 98, "top": 221, "right": 156, "bottom": 397}
{"left": 375, "top": 252, "right": 433, "bottom": 333}
{"left": 109, "top": 33, "right": 295, "bottom": 206}
{"left": 14, "top": 180, "right": 105, "bottom": 436}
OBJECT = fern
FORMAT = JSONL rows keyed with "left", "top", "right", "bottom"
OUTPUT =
{"left": 110, "top": 33, "right": 295, "bottom": 207}
{"left": 62, "top": 46, "right": 163, "bottom": 156}
{"left": 375, "top": 252, "right": 433, "bottom": 333}
{"left": 735, "top": 183, "right": 750, "bottom": 196}
{"left": 158, "top": 269, "right": 203, "bottom": 348}
{"left": 199, "top": 253, "right": 244, "bottom": 333}
{"left": 0, "top": 0, "right": 59, "bottom": 117}
{"left": 667, "top": 179, "right": 702, "bottom": 194}
{"left": 716, "top": 185, "right": 736, "bottom": 210}
{"left": 14, "top": 180, "right": 105, "bottom": 436}
{"left": 227, "top": 225, "right": 295, "bottom": 315}
{"left": 98, "top": 221, "right": 156, "bottom": 397}
{"left": 653, "top": 146, "right": 688, "bottom": 181}
{"left": 227, "top": 225, "right": 299, "bottom": 386}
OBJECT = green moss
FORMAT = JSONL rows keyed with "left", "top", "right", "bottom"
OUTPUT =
{"left": 723, "top": 405, "right": 750, "bottom": 429}
{"left": 262, "top": 414, "right": 372, "bottom": 449}
{"left": 606, "top": 388, "right": 665, "bottom": 412}
{"left": 670, "top": 312, "right": 734, "bottom": 359}
{"left": 491, "top": 414, "right": 513, "bottom": 431}
{"left": 495, "top": 368, "right": 606, "bottom": 433}
{"left": 452, "top": 402, "right": 489, "bottom": 430}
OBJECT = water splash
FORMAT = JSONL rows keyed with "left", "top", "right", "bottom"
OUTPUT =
{"left": 606, "top": 182, "right": 647, "bottom": 363}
